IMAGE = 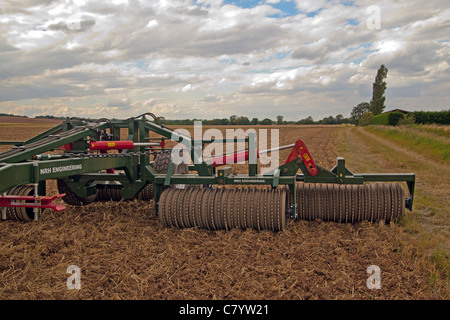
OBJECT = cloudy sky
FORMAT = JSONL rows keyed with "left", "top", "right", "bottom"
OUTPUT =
{"left": 0, "top": 0, "right": 448, "bottom": 121}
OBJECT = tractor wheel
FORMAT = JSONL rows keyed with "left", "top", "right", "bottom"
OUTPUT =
{"left": 4, "top": 185, "right": 39, "bottom": 221}
{"left": 137, "top": 150, "right": 172, "bottom": 201}
{"left": 96, "top": 187, "right": 123, "bottom": 202}
{"left": 154, "top": 150, "right": 171, "bottom": 173}
{"left": 138, "top": 183, "right": 154, "bottom": 201}
{"left": 57, "top": 179, "right": 98, "bottom": 206}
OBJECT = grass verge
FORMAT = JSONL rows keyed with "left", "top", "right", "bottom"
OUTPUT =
{"left": 335, "top": 126, "right": 449, "bottom": 298}
{"left": 365, "top": 125, "right": 450, "bottom": 165}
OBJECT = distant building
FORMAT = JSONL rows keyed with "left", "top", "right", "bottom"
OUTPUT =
{"left": 382, "top": 109, "right": 410, "bottom": 114}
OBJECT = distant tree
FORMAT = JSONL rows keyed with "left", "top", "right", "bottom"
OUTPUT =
{"left": 157, "top": 116, "right": 166, "bottom": 124}
{"left": 298, "top": 116, "right": 315, "bottom": 124}
{"left": 250, "top": 117, "right": 259, "bottom": 125}
{"left": 335, "top": 114, "right": 344, "bottom": 123}
{"left": 319, "top": 116, "right": 336, "bottom": 124}
{"left": 351, "top": 102, "right": 370, "bottom": 122}
{"left": 180, "top": 119, "right": 193, "bottom": 125}
{"left": 276, "top": 115, "right": 284, "bottom": 125}
{"left": 260, "top": 118, "right": 273, "bottom": 125}
{"left": 238, "top": 116, "right": 250, "bottom": 125}
{"left": 358, "top": 112, "right": 373, "bottom": 126}
{"left": 327, "top": 115, "right": 336, "bottom": 124}
{"left": 208, "top": 118, "right": 224, "bottom": 125}
{"left": 370, "top": 64, "right": 388, "bottom": 115}
{"left": 1, "top": 113, "right": 28, "bottom": 118}
{"left": 230, "top": 115, "right": 238, "bottom": 125}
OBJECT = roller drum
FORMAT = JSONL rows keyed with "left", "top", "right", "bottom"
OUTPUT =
{"left": 159, "top": 187, "right": 288, "bottom": 231}
{"left": 287, "top": 183, "right": 405, "bottom": 223}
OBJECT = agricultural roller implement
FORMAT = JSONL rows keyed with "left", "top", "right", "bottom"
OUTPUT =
{"left": 0, "top": 114, "right": 415, "bottom": 231}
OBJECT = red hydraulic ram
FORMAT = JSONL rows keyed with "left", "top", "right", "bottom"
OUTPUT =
{"left": 89, "top": 140, "right": 165, "bottom": 174}
{"left": 89, "top": 140, "right": 165, "bottom": 151}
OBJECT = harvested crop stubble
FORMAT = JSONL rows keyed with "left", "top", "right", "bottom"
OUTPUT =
{"left": 0, "top": 200, "right": 437, "bottom": 299}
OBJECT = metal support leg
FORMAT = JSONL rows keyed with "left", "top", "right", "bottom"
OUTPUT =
{"left": 248, "top": 132, "right": 258, "bottom": 176}
{"left": 1, "top": 193, "right": 6, "bottom": 220}
{"left": 289, "top": 183, "right": 297, "bottom": 220}
{"left": 33, "top": 183, "right": 39, "bottom": 222}
{"left": 33, "top": 163, "right": 39, "bottom": 221}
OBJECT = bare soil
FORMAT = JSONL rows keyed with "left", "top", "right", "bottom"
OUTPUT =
{"left": 0, "top": 124, "right": 444, "bottom": 299}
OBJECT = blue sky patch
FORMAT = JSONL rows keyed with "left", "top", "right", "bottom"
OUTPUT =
{"left": 222, "top": 0, "right": 262, "bottom": 9}
{"left": 135, "top": 59, "right": 148, "bottom": 69}
{"left": 304, "top": 9, "right": 322, "bottom": 18}
{"left": 340, "top": 0, "right": 356, "bottom": 6}
{"left": 268, "top": 1, "right": 299, "bottom": 17}
{"left": 223, "top": 0, "right": 300, "bottom": 17}
{"left": 220, "top": 58, "right": 238, "bottom": 64}
{"left": 345, "top": 18, "right": 359, "bottom": 26}
{"left": 348, "top": 43, "right": 376, "bottom": 53}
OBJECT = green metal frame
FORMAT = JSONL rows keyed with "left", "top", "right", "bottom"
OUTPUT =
{"left": 0, "top": 115, "right": 416, "bottom": 219}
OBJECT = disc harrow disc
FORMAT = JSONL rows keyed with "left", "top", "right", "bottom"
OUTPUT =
{"left": 158, "top": 187, "right": 288, "bottom": 231}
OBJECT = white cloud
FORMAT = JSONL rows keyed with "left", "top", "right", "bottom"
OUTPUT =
{"left": 294, "top": 0, "right": 327, "bottom": 12}
{"left": 0, "top": 0, "right": 448, "bottom": 121}
{"left": 145, "top": 19, "right": 159, "bottom": 29}
{"left": 178, "top": 83, "right": 199, "bottom": 92}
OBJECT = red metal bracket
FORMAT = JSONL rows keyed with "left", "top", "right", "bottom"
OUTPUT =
{"left": 210, "top": 149, "right": 254, "bottom": 167}
{"left": 57, "top": 143, "right": 73, "bottom": 151}
{"left": 0, "top": 194, "right": 67, "bottom": 212}
{"left": 284, "top": 140, "right": 318, "bottom": 176}
{"left": 208, "top": 139, "right": 318, "bottom": 176}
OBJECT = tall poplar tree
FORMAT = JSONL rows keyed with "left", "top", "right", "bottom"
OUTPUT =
{"left": 370, "top": 65, "right": 388, "bottom": 115}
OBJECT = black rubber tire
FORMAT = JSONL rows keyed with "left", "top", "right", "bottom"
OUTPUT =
{"left": 136, "top": 151, "right": 172, "bottom": 201}
{"left": 4, "top": 185, "right": 39, "bottom": 222}
{"left": 57, "top": 179, "right": 97, "bottom": 206}
{"left": 138, "top": 183, "right": 154, "bottom": 201}
{"left": 154, "top": 150, "right": 171, "bottom": 174}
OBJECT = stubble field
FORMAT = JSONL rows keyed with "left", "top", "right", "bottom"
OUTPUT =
{"left": 0, "top": 120, "right": 448, "bottom": 300}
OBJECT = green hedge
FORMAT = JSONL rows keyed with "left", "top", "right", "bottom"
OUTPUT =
{"left": 412, "top": 110, "right": 450, "bottom": 125}
{"left": 370, "top": 113, "right": 389, "bottom": 125}
{"left": 370, "top": 111, "right": 405, "bottom": 126}
{"left": 388, "top": 111, "right": 405, "bottom": 126}
{"left": 370, "top": 110, "right": 449, "bottom": 126}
